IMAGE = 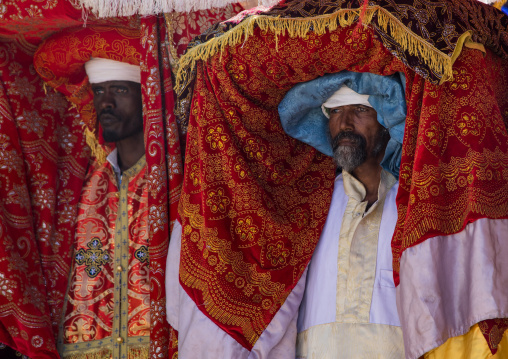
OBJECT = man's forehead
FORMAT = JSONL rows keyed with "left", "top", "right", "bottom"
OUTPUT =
{"left": 91, "top": 80, "right": 140, "bottom": 88}
{"left": 329, "top": 104, "right": 375, "bottom": 109}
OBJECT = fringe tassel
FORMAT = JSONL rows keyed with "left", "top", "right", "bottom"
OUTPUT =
{"left": 62, "top": 348, "right": 111, "bottom": 359}
{"left": 258, "top": 0, "right": 282, "bottom": 7}
{"left": 77, "top": 0, "right": 241, "bottom": 17}
{"left": 84, "top": 125, "right": 108, "bottom": 165}
{"left": 176, "top": 6, "right": 459, "bottom": 88}
{"left": 129, "top": 345, "right": 150, "bottom": 359}
{"left": 62, "top": 344, "right": 149, "bottom": 359}
{"left": 493, "top": 0, "right": 507, "bottom": 10}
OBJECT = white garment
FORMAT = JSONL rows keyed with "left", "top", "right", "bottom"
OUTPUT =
{"left": 166, "top": 221, "right": 305, "bottom": 359}
{"left": 297, "top": 170, "right": 404, "bottom": 358}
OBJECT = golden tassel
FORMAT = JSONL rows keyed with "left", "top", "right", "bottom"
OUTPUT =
{"left": 175, "top": 6, "right": 476, "bottom": 88}
{"left": 84, "top": 125, "right": 108, "bottom": 165}
{"left": 62, "top": 348, "right": 111, "bottom": 359}
{"left": 128, "top": 345, "right": 150, "bottom": 359}
{"left": 493, "top": 0, "right": 507, "bottom": 10}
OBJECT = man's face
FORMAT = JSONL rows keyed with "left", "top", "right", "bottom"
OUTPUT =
{"left": 328, "top": 104, "right": 388, "bottom": 172}
{"left": 91, "top": 80, "right": 143, "bottom": 143}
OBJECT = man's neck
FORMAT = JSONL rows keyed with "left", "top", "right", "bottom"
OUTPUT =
{"left": 351, "top": 157, "right": 383, "bottom": 207}
{"left": 115, "top": 132, "right": 145, "bottom": 172}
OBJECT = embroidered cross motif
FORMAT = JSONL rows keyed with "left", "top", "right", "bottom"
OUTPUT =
{"left": 134, "top": 245, "right": 149, "bottom": 264}
{"left": 75, "top": 238, "right": 111, "bottom": 278}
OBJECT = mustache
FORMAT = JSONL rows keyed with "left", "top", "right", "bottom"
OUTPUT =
{"left": 331, "top": 132, "right": 365, "bottom": 151}
{"left": 98, "top": 108, "right": 116, "bottom": 119}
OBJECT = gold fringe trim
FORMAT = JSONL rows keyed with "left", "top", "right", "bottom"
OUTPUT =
{"left": 493, "top": 0, "right": 506, "bottom": 10}
{"left": 164, "top": 12, "right": 181, "bottom": 74}
{"left": 129, "top": 345, "right": 150, "bottom": 358}
{"left": 62, "top": 344, "right": 149, "bottom": 359}
{"left": 62, "top": 348, "right": 111, "bottom": 359}
{"left": 175, "top": 5, "right": 468, "bottom": 88}
{"left": 84, "top": 125, "right": 108, "bottom": 165}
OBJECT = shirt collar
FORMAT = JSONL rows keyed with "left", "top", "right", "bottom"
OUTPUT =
{"left": 342, "top": 169, "right": 396, "bottom": 203}
{"left": 106, "top": 148, "right": 121, "bottom": 178}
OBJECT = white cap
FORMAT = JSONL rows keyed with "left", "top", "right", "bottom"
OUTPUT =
{"left": 321, "top": 85, "right": 372, "bottom": 118}
{"left": 84, "top": 57, "right": 140, "bottom": 84}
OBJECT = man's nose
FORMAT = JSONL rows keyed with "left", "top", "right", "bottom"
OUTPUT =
{"left": 99, "top": 91, "right": 115, "bottom": 110}
{"left": 337, "top": 110, "right": 354, "bottom": 131}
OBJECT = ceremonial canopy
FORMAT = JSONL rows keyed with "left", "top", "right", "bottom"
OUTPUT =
{"left": 0, "top": 0, "right": 507, "bottom": 358}
{"left": 0, "top": 1, "right": 242, "bottom": 358}
{"left": 171, "top": 0, "right": 508, "bottom": 357}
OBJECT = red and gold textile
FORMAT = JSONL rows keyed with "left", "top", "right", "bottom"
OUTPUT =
{"left": 61, "top": 155, "right": 149, "bottom": 358}
{"left": 34, "top": 24, "right": 142, "bottom": 161}
{"left": 30, "top": 6, "right": 244, "bottom": 359}
{"left": 174, "top": 0, "right": 508, "bottom": 353}
{"left": 391, "top": 47, "right": 508, "bottom": 281}
{"left": 480, "top": 318, "right": 508, "bottom": 355}
{"left": 140, "top": 9, "right": 243, "bottom": 358}
{"left": 178, "top": 24, "right": 405, "bottom": 350}
{"left": 0, "top": 38, "right": 88, "bottom": 359}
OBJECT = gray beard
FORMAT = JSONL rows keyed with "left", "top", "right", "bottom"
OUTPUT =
{"left": 333, "top": 144, "right": 366, "bottom": 172}
{"left": 331, "top": 128, "right": 389, "bottom": 172}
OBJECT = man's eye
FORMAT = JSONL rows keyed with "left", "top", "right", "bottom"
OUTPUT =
{"left": 356, "top": 106, "right": 368, "bottom": 112}
{"left": 116, "top": 88, "right": 128, "bottom": 93}
{"left": 330, "top": 108, "right": 341, "bottom": 114}
{"left": 93, "top": 88, "right": 104, "bottom": 95}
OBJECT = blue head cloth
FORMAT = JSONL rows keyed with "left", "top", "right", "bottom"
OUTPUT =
{"left": 278, "top": 71, "right": 406, "bottom": 179}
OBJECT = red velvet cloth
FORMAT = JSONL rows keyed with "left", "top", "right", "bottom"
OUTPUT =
{"left": 0, "top": 2, "right": 244, "bottom": 358}
{"left": 177, "top": 21, "right": 508, "bottom": 352}
{"left": 179, "top": 25, "right": 406, "bottom": 350}
{"left": 0, "top": 39, "right": 88, "bottom": 359}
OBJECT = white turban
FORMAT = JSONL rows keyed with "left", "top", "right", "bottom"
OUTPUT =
{"left": 321, "top": 85, "right": 372, "bottom": 118}
{"left": 84, "top": 57, "right": 141, "bottom": 84}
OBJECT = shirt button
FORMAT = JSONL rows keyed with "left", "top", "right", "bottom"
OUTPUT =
{"left": 116, "top": 337, "right": 124, "bottom": 343}
{"left": 116, "top": 266, "right": 123, "bottom": 272}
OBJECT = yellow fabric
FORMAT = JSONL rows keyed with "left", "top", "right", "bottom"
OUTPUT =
{"left": 424, "top": 324, "right": 508, "bottom": 359}
{"left": 296, "top": 322, "right": 404, "bottom": 359}
{"left": 336, "top": 170, "right": 396, "bottom": 323}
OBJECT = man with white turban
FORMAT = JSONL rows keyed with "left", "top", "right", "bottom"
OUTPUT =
{"left": 278, "top": 71, "right": 407, "bottom": 358}
{"left": 59, "top": 57, "right": 150, "bottom": 359}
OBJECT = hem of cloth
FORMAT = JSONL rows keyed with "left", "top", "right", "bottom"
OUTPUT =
{"left": 60, "top": 339, "right": 149, "bottom": 359}
{"left": 176, "top": 5, "right": 466, "bottom": 87}
{"left": 397, "top": 218, "right": 508, "bottom": 359}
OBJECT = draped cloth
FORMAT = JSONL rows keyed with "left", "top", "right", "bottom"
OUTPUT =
{"left": 61, "top": 155, "right": 149, "bottom": 358}
{"left": 172, "top": 0, "right": 508, "bottom": 356}
{"left": 0, "top": 1, "right": 243, "bottom": 358}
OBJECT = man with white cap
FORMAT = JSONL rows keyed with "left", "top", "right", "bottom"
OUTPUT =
{"left": 86, "top": 57, "right": 145, "bottom": 173}
{"left": 278, "top": 71, "right": 406, "bottom": 358}
{"left": 58, "top": 57, "right": 150, "bottom": 359}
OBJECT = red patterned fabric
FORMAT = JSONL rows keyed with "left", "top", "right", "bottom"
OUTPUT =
{"left": 140, "top": 8, "right": 244, "bottom": 358}
{"left": 63, "top": 157, "right": 149, "bottom": 350}
{"left": 392, "top": 47, "right": 508, "bottom": 282}
{"left": 176, "top": 20, "right": 508, "bottom": 353}
{"left": 178, "top": 25, "right": 406, "bottom": 350}
{"left": 0, "top": 39, "right": 88, "bottom": 359}
{"left": 479, "top": 318, "right": 508, "bottom": 355}
{"left": 0, "top": 1, "right": 243, "bottom": 358}
{"left": 140, "top": 16, "right": 182, "bottom": 359}
{"left": 29, "top": 6, "right": 244, "bottom": 359}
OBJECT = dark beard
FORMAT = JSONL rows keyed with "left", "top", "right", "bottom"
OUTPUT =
{"left": 331, "top": 132, "right": 367, "bottom": 172}
{"left": 101, "top": 129, "right": 121, "bottom": 143}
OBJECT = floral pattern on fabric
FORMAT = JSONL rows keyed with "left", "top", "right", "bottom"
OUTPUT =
{"left": 0, "top": 38, "right": 88, "bottom": 359}
{"left": 178, "top": 25, "right": 406, "bottom": 349}
{"left": 175, "top": 4, "right": 508, "bottom": 352}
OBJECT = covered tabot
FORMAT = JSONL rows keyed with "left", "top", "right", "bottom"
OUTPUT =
{"left": 0, "top": 1, "right": 243, "bottom": 358}
{"left": 173, "top": 0, "right": 508, "bottom": 356}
